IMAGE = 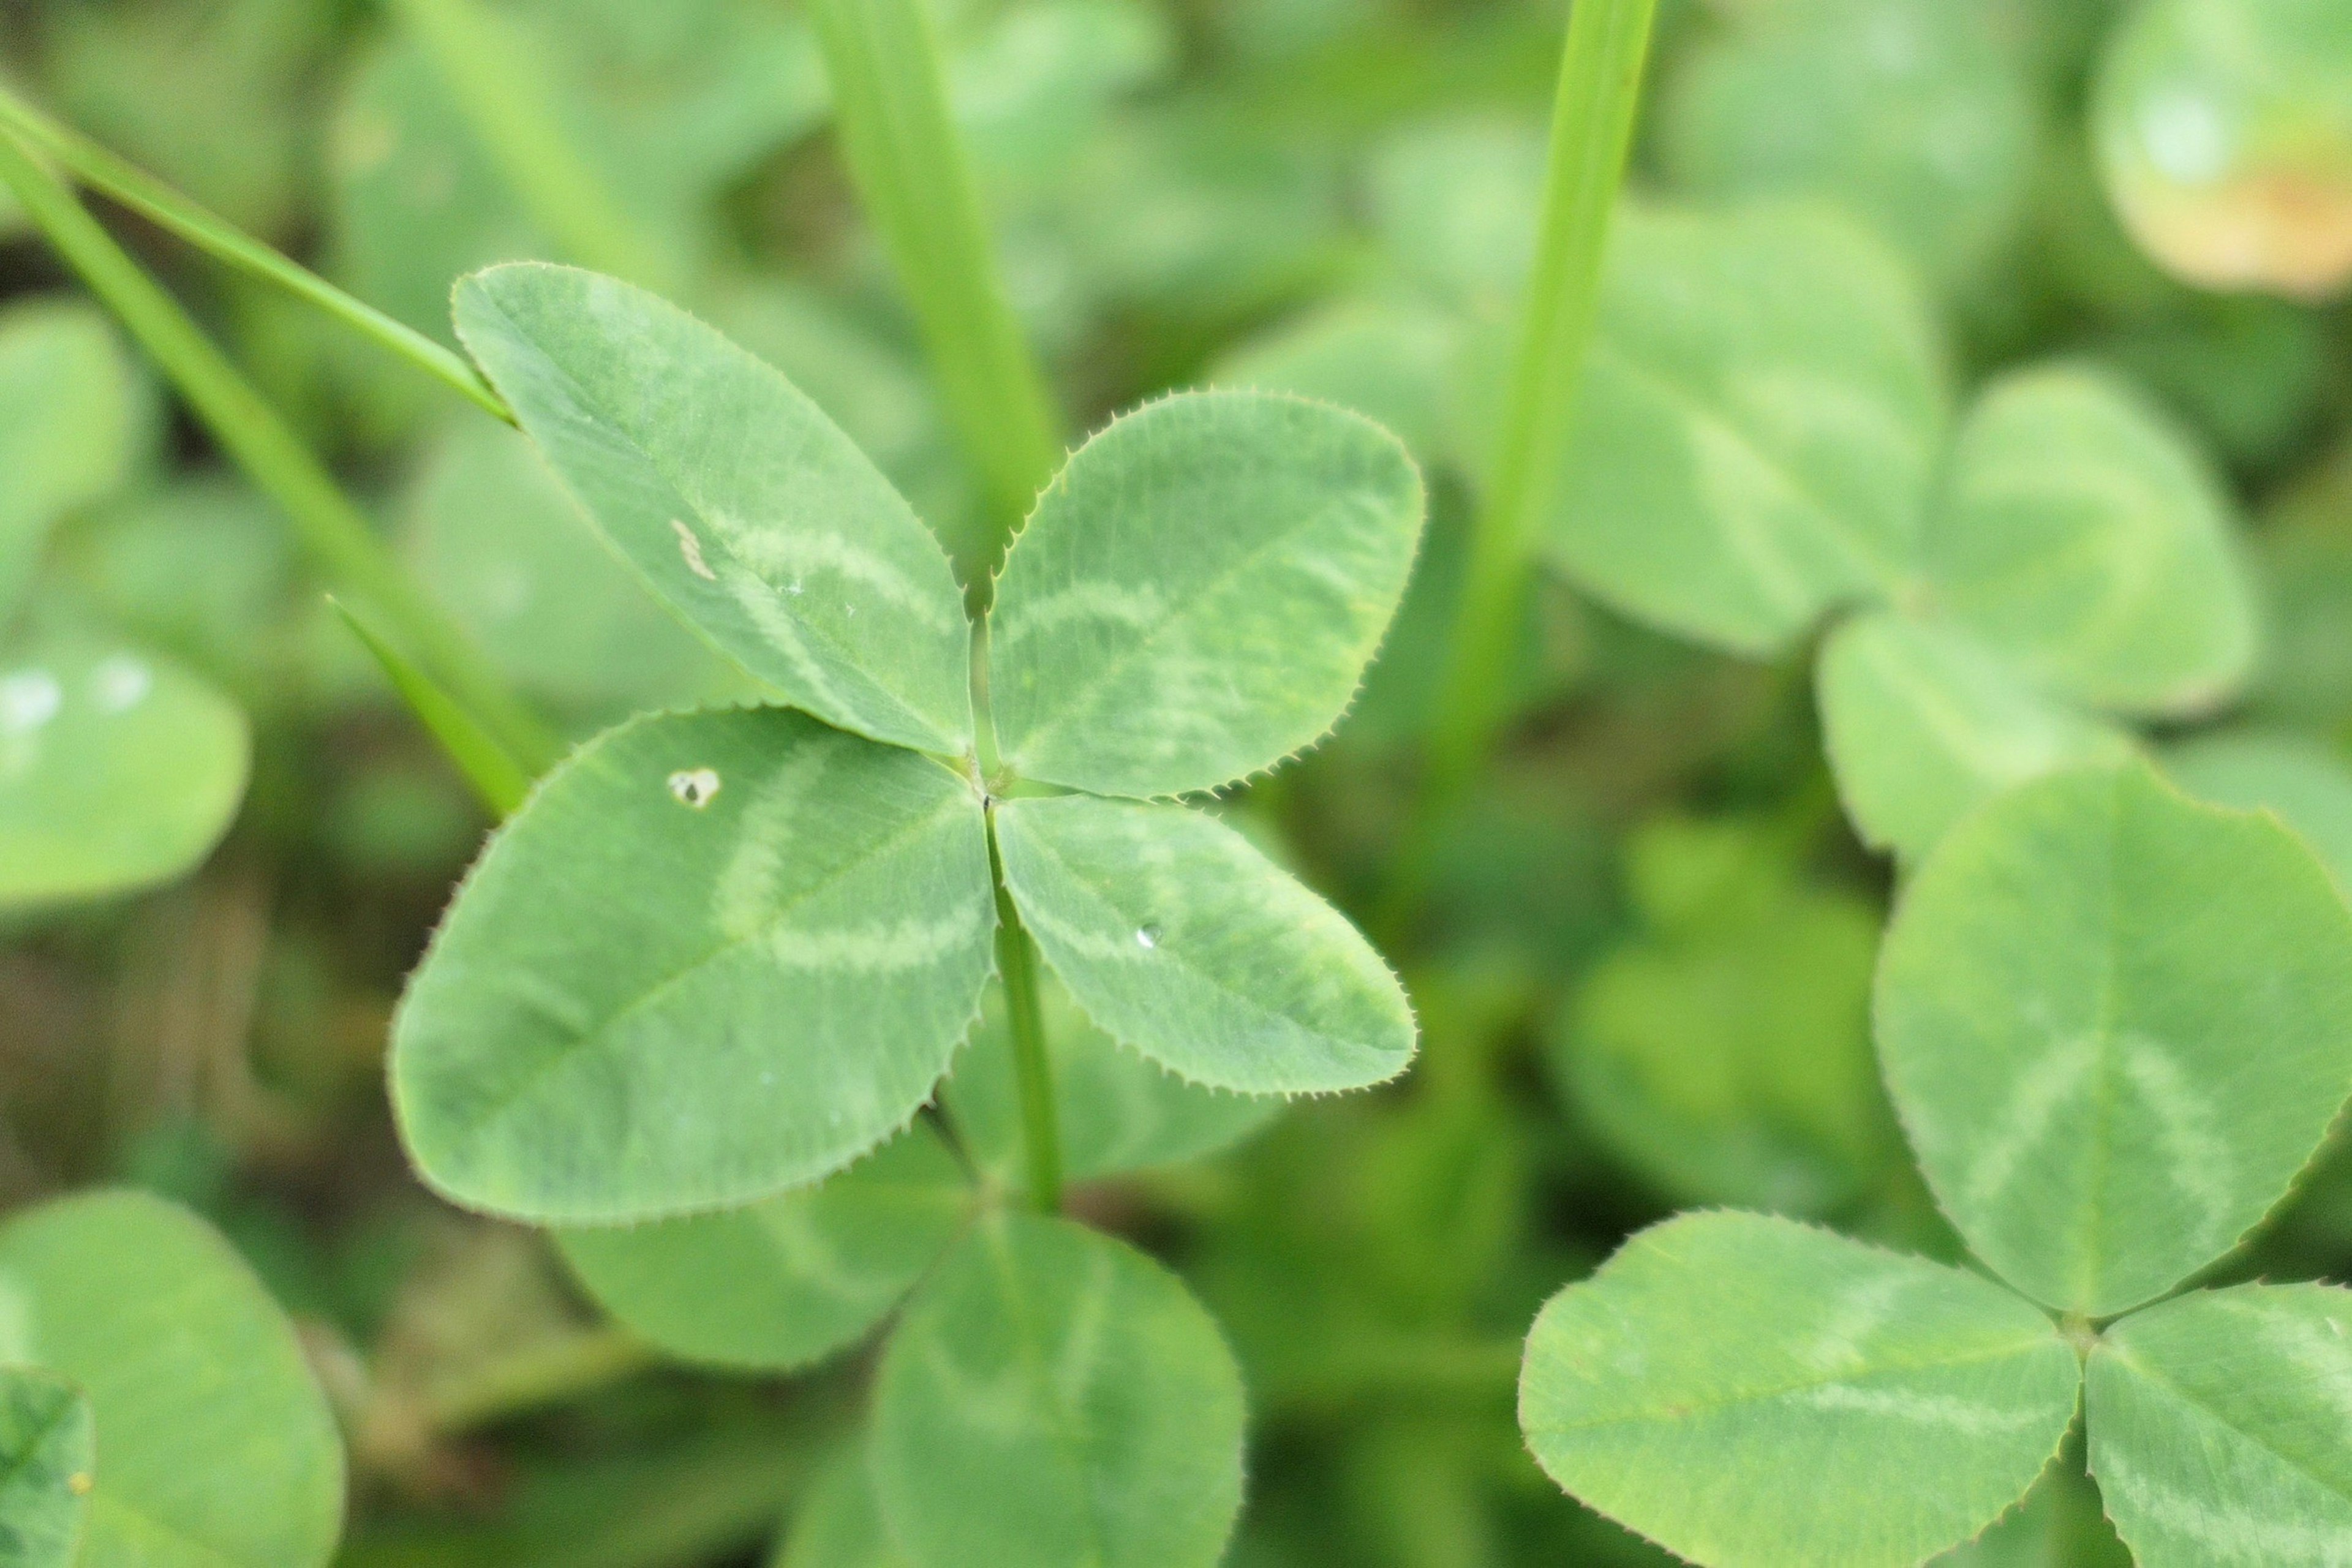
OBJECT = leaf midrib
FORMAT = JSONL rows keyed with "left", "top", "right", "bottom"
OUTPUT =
{"left": 1005, "top": 804, "right": 1388, "bottom": 1076}
{"left": 469, "top": 284, "right": 967, "bottom": 753}
{"left": 1586, "top": 333, "right": 1913, "bottom": 603}
{"left": 996, "top": 480, "right": 1384, "bottom": 780}
{"left": 448, "top": 780, "right": 981, "bottom": 1150}
{"left": 2097, "top": 1338, "right": 2352, "bottom": 1510}
{"left": 1526, "top": 1334, "right": 2068, "bottom": 1440}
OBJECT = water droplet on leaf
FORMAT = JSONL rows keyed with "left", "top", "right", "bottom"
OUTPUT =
{"left": 1135, "top": 924, "right": 1162, "bottom": 950}
{"left": 668, "top": 768, "right": 722, "bottom": 809}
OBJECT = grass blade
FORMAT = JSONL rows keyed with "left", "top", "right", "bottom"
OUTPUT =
{"left": 807, "top": 0, "right": 1065, "bottom": 560}
{"left": 1385, "top": 0, "right": 1659, "bottom": 934}
{"left": 328, "top": 596, "right": 534, "bottom": 818}
{"left": 0, "top": 127, "right": 559, "bottom": 774}
{"left": 0, "top": 80, "right": 512, "bottom": 424}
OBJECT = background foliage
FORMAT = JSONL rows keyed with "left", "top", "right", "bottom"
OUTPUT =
{"left": 4, "top": 0, "right": 2352, "bottom": 1563}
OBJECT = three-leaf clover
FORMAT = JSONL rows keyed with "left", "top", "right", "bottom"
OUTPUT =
{"left": 1531, "top": 202, "right": 2259, "bottom": 864}
{"left": 1519, "top": 761, "right": 2352, "bottom": 1568}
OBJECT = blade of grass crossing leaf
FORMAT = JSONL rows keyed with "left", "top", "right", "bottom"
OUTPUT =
{"left": 388, "top": 0, "right": 674, "bottom": 290}
{"left": 329, "top": 596, "right": 532, "bottom": 817}
{"left": 0, "top": 129, "right": 559, "bottom": 775}
{"left": 0, "top": 80, "right": 512, "bottom": 423}
{"left": 1388, "top": 0, "right": 1659, "bottom": 933}
{"left": 807, "top": 0, "right": 1064, "bottom": 555}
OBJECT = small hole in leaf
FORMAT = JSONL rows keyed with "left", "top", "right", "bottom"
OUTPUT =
{"left": 1135, "top": 924, "right": 1163, "bottom": 950}
{"left": 668, "top": 768, "right": 722, "bottom": 809}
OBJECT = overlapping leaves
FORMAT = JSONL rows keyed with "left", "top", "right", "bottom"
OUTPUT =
{"left": 0, "top": 1191, "right": 345, "bottom": 1568}
{"left": 394, "top": 262, "right": 1421, "bottom": 1223}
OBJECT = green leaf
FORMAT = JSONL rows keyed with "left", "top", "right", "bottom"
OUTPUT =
{"left": 1660, "top": 0, "right": 2042, "bottom": 300}
{"left": 0, "top": 301, "right": 145, "bottom": 623}
{"left": 773, "top": 1444, "right": 907, "bottom": 1568}
{"left": 871, "top": 1212, "right": 1245, "bottom": 1568}
{"left": 1875, "top": 762, "right": 2352, "bottom": 1316}
{"left": 994, "top": 794, "right": 1415, "bottom": 1094}
{"left": 0, "top": 629, "right": 251, "bottom": 910}
{"left": 1818, "top": 611, "right": 2136, "bottom": 863}
{"left": 1553, "top": 816, "right": 1894, "bottom": 1216}
{"left": 1365, "top": 118, "right": 1547, "bottom": 314}
{"left": 391, "top": 706, "right": 995, "bottom": 1223}
{"left": 1930, "top": 1460, "right": 2131, "bottom": 1567}
{"left": 556, "top": 1123, "right": 972, "bottom": 1371}
{"left": 2166, "top": 730, "right": 2352, "bottom": 894}
{"left": 987, "top": 390, "right": 1424, "bottom": 798}
{"left": 401, "top": 418, "right": 744, "bottom": 724}
{"left": 707, "top": 279, "right": 981, "bottom": 583}
{"left": 0, "top": 1369, "right": 92, "bottom": 1568}
{"left": 1928, "top": 364, "right": 2258, "bottom": 717}
{"left": 1213, "top": 295, "right": 1466, "bottom": 469}
{"left": 944, "top": 970, "right": 1280, "bottom": 1187}
{"left": 1542, "top": 202, "right": 1949, "bottom": 656}
{"left": 0, "top": 1190, "right": 344, "bottom": 1567}
{"left": 2087, "top": 1283, "right": 2352, "bottom": 1565}
{"left": 1519, "top": 1210, "right": 2080, "bottom": 1568}
{"left": 2093, "top": 0, "right": 2352, "bottom": 299}
{"left": 453, "top": 263, "right": 974, "bottom": 755}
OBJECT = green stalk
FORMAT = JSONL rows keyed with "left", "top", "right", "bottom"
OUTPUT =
{"left": 391, "top": 0, "right": 674, "bottom": 290}
{"left": 987, "top": 813, "right": 1063, "bottom": 1214}
{"left": 330, "top": 597, "right": 534, "bottom": 816}
{"left": 0, "top": 81, "right": 513, "bottom": 424}
{"left": 807, "top": 0, "right": 1064, "bottom": 558}
{"left": 0, "top": 130, "right": 560, "bottom": 774}
{"left": 1382, "top": 0, "right": 1658, "bottom": 932}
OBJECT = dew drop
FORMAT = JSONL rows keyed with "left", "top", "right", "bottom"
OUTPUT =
{"left": 0, "top": 671, "right": 61, "bottom": 736}
{"left": 668, "top": 767, "right": 722, "bottom": 809}
{"left": 1134, "top": 924, "right": 1162, "bottom": 951}
{"left": 671, "top": 518, "right": 718, "bottom": 581}
{"left": 92, "top": 655, "right": 152, "bottom": 714}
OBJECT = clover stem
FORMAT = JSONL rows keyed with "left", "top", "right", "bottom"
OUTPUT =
{"left": 0, "top": 81, "right": 514, "bottom": 424}
{"left": 987, "top": 811, "right": 1065, "bottom": 1215}
{"left": 0, "top": 128, "right": 560, "bottom": 776}
{"left": 1380, "top": 0, "right": 1658, "bottom": 937}
{"left": 808, "top": 0, "right": 1065, "bottom": 571}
